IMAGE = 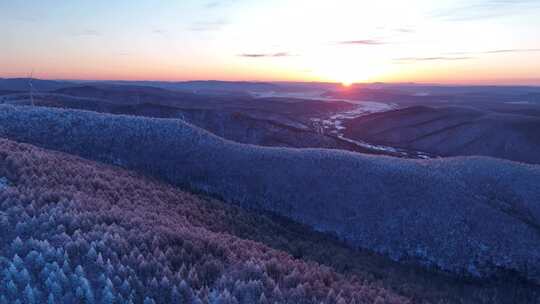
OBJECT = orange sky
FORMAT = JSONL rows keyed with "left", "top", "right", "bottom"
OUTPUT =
{"left": 1, "top": 0, "right": 540, "bottom": 85}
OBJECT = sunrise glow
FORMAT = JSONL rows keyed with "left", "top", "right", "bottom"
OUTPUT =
{"left": 1, "top": 2, "right": 540, "bottom": 303}
{"left": 1, "top": 0, "right": 540, "bottom": 84}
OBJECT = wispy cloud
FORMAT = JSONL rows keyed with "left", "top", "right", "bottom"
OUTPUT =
{"left": 432, "top": 0, "right": 540, "bottom": 21}
{"left": 338, "top": 39, "right": 385, "bottom": 45}
{"left": 239, "top": 52, "right": 291, "bottom": 58}
{"left": 189, "top": 20, "right": 228, "bottom": 31}
{"left": 483, "top": 48, "right": 540, "bottom": 54}
{"left": 395, "top": 28, "right": 415, "bottom": 33}
{"left": 446, "top": 48, "right": 540, "bottom": 55}
{"left": 397, "top": 48, "right": 540, "bottom": 64}
{"left": 204, "top": 0, "right": 236, "bottom": 9}
{"left": 205, "top": 2, "right": 221, "bottom": 8}
{"left": 152, "top": 29, "right": 166, "bottom": 35}
{"left": 394, "top": 56, "right": 474, "bottom": 63}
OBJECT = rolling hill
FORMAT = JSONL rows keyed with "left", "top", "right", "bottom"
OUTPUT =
{"left": 0, "top": 138, "right": 410, "bottom": 304}
{"left": 8, "top": 85, "right": 376, "bottom": 154}
{"left": 0, "top": 78, "right": 76, "bottom": 92}
{"left": 343, "top": 106, "right": 540, "bottom": 164}
{"left": 0, "top": 105, "right": 539, "bottom": 286}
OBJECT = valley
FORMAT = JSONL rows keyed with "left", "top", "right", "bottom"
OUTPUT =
{"left": 0, "top": 78, "right": 539, "bottom": 303}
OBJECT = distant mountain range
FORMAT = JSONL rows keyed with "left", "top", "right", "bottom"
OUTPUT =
{"left": 0, "top": 78, "right": 77, "bottom": 92}
{"left": 5, "top": 84, "right": 385, "bottom": 155}
{"left": 3, "top": 81, "right": 540, "bottom": 164}
{"left": 93, "top": 80, "right": 281, "bottom": 93}
{"left": 354, "top": 83, "right": 540, "bottom": 95}
{"left": 3, "top": 77, "right": 540, "bottom": 97}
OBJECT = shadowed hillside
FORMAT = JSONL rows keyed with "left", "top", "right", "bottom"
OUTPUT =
{"left": 5, "top": 86, "right": 381, "bottom": 154}
{"left": 343, "top": 106, "right": 540, "bottom": 164}
{"left": 0, "top": 105, "right": 539, "bottom": 286}
{"left": 34, "top": 96, "right": 372, "bottom": 153}
{"left": 33, "top": 84, "right": 540, "bottom": 163}
{"left": 51, "top": 85, "right": 355, "bottom": 114}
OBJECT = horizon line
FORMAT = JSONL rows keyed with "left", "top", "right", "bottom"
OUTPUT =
{"left": 2, "top": 76, "right": 540, "bottom": 87}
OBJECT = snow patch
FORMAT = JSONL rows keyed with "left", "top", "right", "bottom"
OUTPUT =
{"left": 310, "top": 101, "right": 397, "bottom": 139}
{"left": 310, "top": 101, "right": 436, "bottom": 159}
{"left": 0, "top": 177, "right": 10, "bottom": 190}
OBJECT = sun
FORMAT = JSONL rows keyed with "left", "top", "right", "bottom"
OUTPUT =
{"left": 310, "top": 56, "right": 389, "bottom": 88}
{"left": 339, "top": 74, "right": 360, "bottom": 87}
{"left": 320, "top": 67, "right": 365, "bottom": 88}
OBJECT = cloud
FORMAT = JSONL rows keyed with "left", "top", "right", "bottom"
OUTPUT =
{"left": 431, "top": 0, "right": 540, "bottom": 21}
{"left": 195, "top": 1, "right": 237, "bottom": 30}
{"left": 397, "top": 48, "right": 540, "bottom": 64}
{"left": 204, "top": 0, "right": 236, "bottom": 9}
{"left": 338, "top": 39, "right": 385, "bottom": 45}
{"left": 152, "top": 29, "right": 166, "bottom": 35}
{"left": 446, "top": 48, "right": 540, "bottom": 55}
{"left": 205, "top": 2, "right": 221, "bottom": 8}
{"left": 395, "top": 28, "right": 415, "bottom": 33}
{"left": 483, "top": 48, "right": 540, "bottom": 54}
{"left": 239, "top": 52, "right": 291, "bottom": 58}
{"left": 189, "top": 20, "right": 228, "bottom": 31}
{"left": 394, "top": 56, "right": 474, "bottom": 63}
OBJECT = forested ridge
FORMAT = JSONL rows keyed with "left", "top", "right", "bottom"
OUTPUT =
{"left": 0, "top": 138, "right": 409, "bottom": 303}
{"left": 0, "top": 105, "right": 539, "bottom": 284}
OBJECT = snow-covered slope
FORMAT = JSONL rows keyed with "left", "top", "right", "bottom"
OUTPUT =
{"left": 0, "top": 105, "right": 539, "bottom": 282}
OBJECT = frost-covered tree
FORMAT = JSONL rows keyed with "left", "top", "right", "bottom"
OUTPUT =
{"left": 0, "top": 137, "right": 410, "bottom": 304}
